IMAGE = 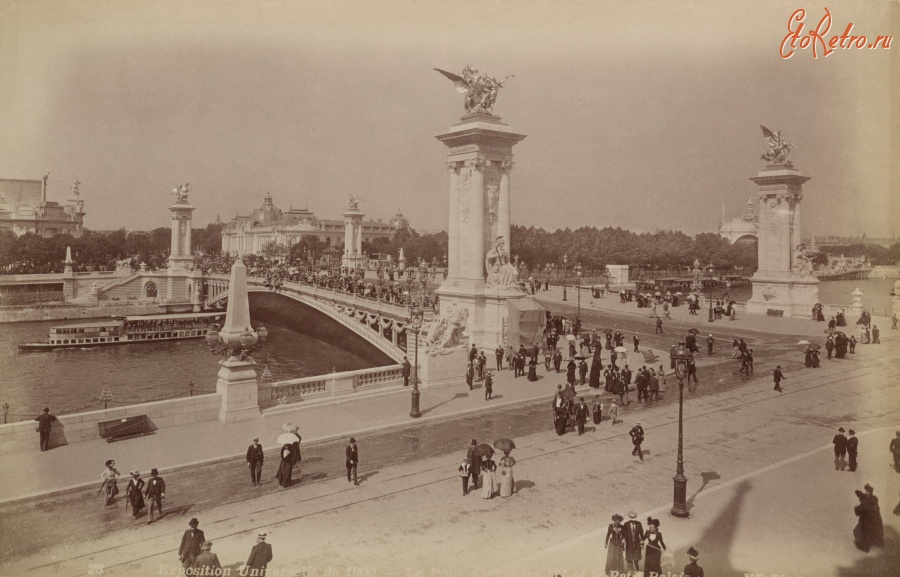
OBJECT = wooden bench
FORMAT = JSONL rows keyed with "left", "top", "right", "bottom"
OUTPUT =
{"left": 98, "top": 415, "right": 151, "bottom": 442}
{"left": 766, "top": 309, "right": 784, "bottom": 317}
{"left": 642, "top": 350, "right": 659, "bottom": 364}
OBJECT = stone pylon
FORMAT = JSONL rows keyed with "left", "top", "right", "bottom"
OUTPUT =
{"left": 215, "top": 257, "right": 260, "bottom": 423}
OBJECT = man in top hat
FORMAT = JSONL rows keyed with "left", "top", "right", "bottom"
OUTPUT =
{"left": 623, "top": 510, "right": 645, "bottom": 572}
{"left": 346, "top": 437, "right": 359, "bottom": 485}
{"left": 629, "top": 422, "right": 645, "bottom": 461}
{"left": 178, "top": 518, "right": 205, "bottom": 569}
{"left": 466, "top": 439, "right": 480, "bottom": 488}
{"left": 247, "top": 437, "right": 265, "bottom": 487}
{"left": 847, "top": 429, "right": 859, "bottom": 472}
{"left": 574, "top": 397, "right": 589, "bottom": 435}
{"left": 145, "top": 468, "right": 166, "bottom": 524}
{"left": 833, "top": 428, "right": 848, "bottom": 470}
{"left": 683, "top": 547, "right": 704, "bottom": 577}
{"left": 191, "top": 541, "right": 221, "bottom": 572}
{"left": 34, "top": 407, "right": 56, "bottom": 451}
{"left": 773, "top": 365, "right": 785, "bottom": 392}
{"left": 245, "top": 532, "right": 274, "bottom": 576}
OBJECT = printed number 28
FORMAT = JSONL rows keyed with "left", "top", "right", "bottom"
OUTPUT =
{"left": 88, "top": 564, "right": 105, "bottom": 574}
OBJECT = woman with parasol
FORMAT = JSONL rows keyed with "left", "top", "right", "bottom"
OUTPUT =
{"left": 99, "top": 459, "right": 121, "bottom": 506}
{"left": 495, "top": 438, "right": 516, "bottom": 497}
{"left": 642, "top": 517, "right": 667, "bottom": 575}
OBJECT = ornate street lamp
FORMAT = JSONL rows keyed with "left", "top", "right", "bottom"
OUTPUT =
{"left": 562, "top": 254, "right": 568, "bottom": 302}
{"left": 409, "top": 305, "right": 424, "bottom": 418}
{"left": 670, "top": 341, "right": 694, "bottom": 518}
{"left": 575, "top": 263, "right": 583, "bottom": 321}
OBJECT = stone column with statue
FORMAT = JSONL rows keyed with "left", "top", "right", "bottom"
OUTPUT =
{"left": 432, "top": 65, "right": 531, "bottom": 352}
{"left": 745, "top": 127, "right": 819, "bottom": 317}
{"left": 341, "top": 195, "right": 366, "bottom": 270}
{"left": 167, "top": 183, "right": 196, "bottom": 305}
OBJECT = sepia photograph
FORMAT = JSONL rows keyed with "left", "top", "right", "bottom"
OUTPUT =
{"left": 0, "top": 1, "right": 897, "bottom": 576}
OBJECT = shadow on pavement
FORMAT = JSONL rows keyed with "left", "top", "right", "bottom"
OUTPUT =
{"left": 515, "top": 480, "right": 535, "bottom": 491}
{"left": 421, "top": 392, "right": 471, "bottom": 416}
{"left": 685, "top": 471, "right": 721, "bottom": 514}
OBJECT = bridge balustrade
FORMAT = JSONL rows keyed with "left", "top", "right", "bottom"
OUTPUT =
{"left": 259, "top": 364, "right": 405, "bottom": 410}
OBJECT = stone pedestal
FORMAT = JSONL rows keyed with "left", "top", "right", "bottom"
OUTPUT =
{"left": 745, "top": 163, "right": 819, "bottom": 317}
{"left": 341, "top": 207, "right": 366, "bottom": 270}
{"left": 435, "top": 113, "right": 528, "bottom": 351}
{"left": 605, "top": 264, "right": 629, "bottom": 285}
{"left": 216, "top": 358, "right": 260, "bottom": 423}
{"left": 419, "top": 346, "right": 469, "bottom": 388}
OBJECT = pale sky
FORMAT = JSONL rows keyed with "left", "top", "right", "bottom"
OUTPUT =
{"left": 1, "top": 0, "right": 896, "bottom": 237}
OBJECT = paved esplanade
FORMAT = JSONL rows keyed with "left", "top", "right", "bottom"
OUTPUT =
{"left": 0, "top": 300, "right": 896, "bottom": 577}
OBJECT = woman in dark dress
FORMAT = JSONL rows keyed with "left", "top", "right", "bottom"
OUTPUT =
{"left": 592, "top": 396, "right": 602, "bottom": 425}
{"left": 527, "top": 358, "right": 538, "bottom": 381}
{"left": 589, "top": 359, "right": 602, "bottom": 389}
{"left": 643, "top": 518, "right": 666, "bottom": 575}
{"left": 125, "top": 471, "right": 146, "bottom": 518}
{"left": 566, "top": 360, "right": 577, "bottom": 385}
{"left": 275, "top": 444, "right": 293, "bottom": 488}
{"left": 865, "top": 484, "right": 885, "bottom": 547}
{"left": 605, "top": 514, "right": 625, "bottom": 576}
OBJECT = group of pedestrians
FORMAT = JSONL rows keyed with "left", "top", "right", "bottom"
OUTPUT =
{"left": 97, "top": 460, "right": 166, "bottom": 524}
{"left": 175, "top": 518, "right": 273, "bottom": 576}
{"left": 604, "top": 512, "right": 689, "bottom": 576}
{"left": 459, "top": 439, "right": 516, "bottom": 499}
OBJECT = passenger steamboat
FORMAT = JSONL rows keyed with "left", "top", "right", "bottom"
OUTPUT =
{"left": 18, "top": 312, "right": 223, "bottom": 352}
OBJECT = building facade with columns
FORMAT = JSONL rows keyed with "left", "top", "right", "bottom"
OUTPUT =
{"left": 0, "top": 176, "right": 85, "bottom": 238}
{"left": 220, "top": 194, "right": 407, "bottom": 256}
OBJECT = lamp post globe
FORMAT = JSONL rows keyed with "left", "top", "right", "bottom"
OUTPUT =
{"left": 409, "top": 306, "right": 424, "bottom": 418}
{"left": 670, "top": 341, "right": 693, "bottom": 518}
{"left": 562, "top": 254, "right": 568, "bottom": 302}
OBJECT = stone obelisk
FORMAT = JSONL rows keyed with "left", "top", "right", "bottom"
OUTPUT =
{"left": 745, "top": 128, "right": 819, "bottom": 317}
{"left": 434, "top": 67, "right": 528, "bottom": 350}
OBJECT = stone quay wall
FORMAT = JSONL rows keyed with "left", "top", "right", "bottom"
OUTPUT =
{"left": 0, "top": 302, "right": 164, "bottom": 324}
{"left": 0, "top": 393, "right": 221, "bottom": 456}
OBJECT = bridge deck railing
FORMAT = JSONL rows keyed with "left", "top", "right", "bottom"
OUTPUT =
{"left": 258, "top": 364, "right": 406, "bottom": 410}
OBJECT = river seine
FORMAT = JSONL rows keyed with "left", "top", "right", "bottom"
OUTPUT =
{"left": 1, "top": 321, "right": 374, "bottom": 421}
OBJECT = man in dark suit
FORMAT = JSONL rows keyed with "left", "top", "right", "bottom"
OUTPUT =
{"left": 34, "top": 407, "right": 56, "bottom": 451}
{"left": 178, "top": 518, "right": 205, "bottom": 569}
{"left": 623, "top": 511, "right": 644, "bottom": 573}
{"left": 629, "top": 422, "right": 645, "bottom": 461}
{"left": 247, "top": 437, "right": 265, "bottom": 487}
{"left": 245, "top": 532, "right": 274, "bottom": 576}
{"left": 346, "top": 437, "right": 359, "bottom": 485}
{"left": 773, "top": 366, "right": 785, "bottom": 392}
{"left": 466, "top": 439, "right": 479, "bottom": 489}
{"left": 578, "top": 359, "right": 588, "bottom": 385}
{"left": 494, "top": 346, "right": 504, "bottom": 370}
{"left": 469, "top": 344, "right": 478, "bottom": 362}
{"left": 832, "top": 427, "right": 848, "bottom": 470}
{"left": 145, "top": 468, "right": 166, "bottom": 524}
{"left": 574, "top": 397, "right": 589, "bottom": 435}
{"left": 401, "top": 356, "right": 412, "bottom": 386}
{"left": 847, "top": 429, "right": 859, "bottom": 471}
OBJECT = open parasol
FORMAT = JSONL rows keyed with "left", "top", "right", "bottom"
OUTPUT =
{"left": 797, "top": 340, "right": 810, "bottom": 345}
{"left": 808, "top": 343, "right": 821, "bottom": 350}
{"left": 614, "top": 346, "right": 627, "bottom": 353}
{"left": 565, "top": 334, "right": 576, "bottom": 342}
{"left": 493, "top": 438, "right": 516, "bottom": 453}
{"left": 474, "top": 443, "right": 495, "bottom": 458}
{"left": 675, "top": 292, "right": 683, "bottom": 296}
{"left": 603, "top": 328, "right": 613, "bottom": 335}
{"left": 687, "top": 328, "right": 700, "bottom": 335}
{"left": 574, "top": 355, "right": 587, "bottom": 361}
{"left": 560, "top": 388, "right": 577, "bottom": 400}
{"left": 276, "top": 432, "right": 300, "bottom": 446}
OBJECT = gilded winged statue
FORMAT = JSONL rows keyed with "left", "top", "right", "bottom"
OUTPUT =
{"left": 760, "top": 126, "right": 795, "bottom": 165}
{"left": 434, "top": 66, "right": 513, "bottom": 114}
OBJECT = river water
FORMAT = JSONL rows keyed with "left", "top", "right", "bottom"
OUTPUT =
{"left": 1, "top": 320, "right": 373, "bottom": 421}
{"left": 725, "top": 278, "right": 896, "bottom": 316}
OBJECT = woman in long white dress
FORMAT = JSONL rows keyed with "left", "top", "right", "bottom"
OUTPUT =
{"left": 480, "top": 457, "right": 496, "bottom": 499}
{"left": 498, "top": 452, "right": 515, "bottom": 497}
